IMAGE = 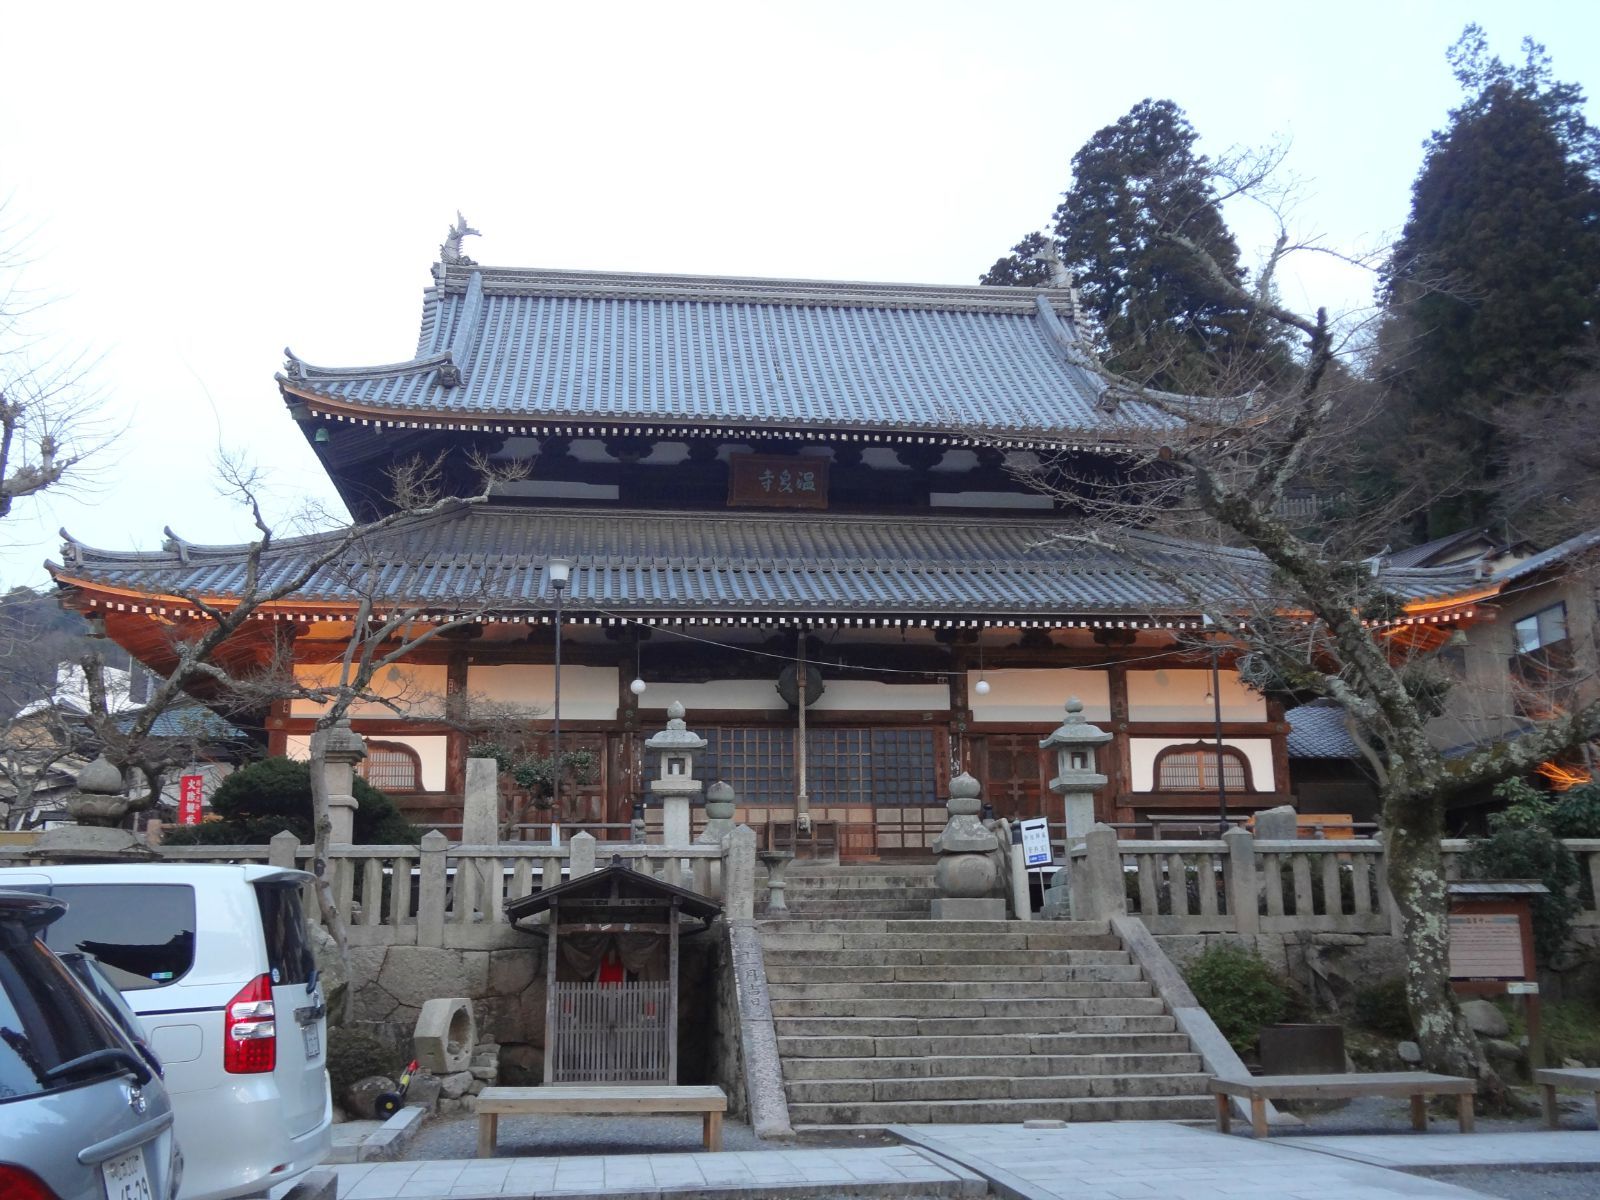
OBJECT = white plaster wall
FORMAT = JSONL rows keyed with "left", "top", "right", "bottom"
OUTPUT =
{"left": 1126, "top": 669, "right": 1264, "bottom": 722}
{"left": 641, "top": 680, "right": 782, "bottom": 712}
{"left": 968, "top": 669, "right": 1110, "bottom": 722}
{"left": 464, "top": 664, "right": 618, "bottom": 721}
{"left": 288, "top": 663, "right": 449, "bottom": 718}
{"left": 1128, "top": 737, "right": 1275, "bottom": 793}
{"left": 282, "top": 733, "right": 446, "bottom": 791}
{"left": 811, "top": 680, "right": 950, "bottom": 712}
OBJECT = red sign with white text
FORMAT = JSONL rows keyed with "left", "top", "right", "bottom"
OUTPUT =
{"left": 178, "top": 774, "right": 204, "bottom": 825}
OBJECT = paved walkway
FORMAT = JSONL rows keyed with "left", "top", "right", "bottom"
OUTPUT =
{"left": 320, "top": 1144, "right": 984, "bottom": 1200}
{"left": 296, "top": 1122, "right": 1600, "bottom": 1200}
{"left": 891, "top": 1123, "right": 1506, "bottom": 1200}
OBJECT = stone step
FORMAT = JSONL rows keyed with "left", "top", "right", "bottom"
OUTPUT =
{"left": 763, "top": 963, "right": 1149, "bottom": 985}
{"left": 759, "top": 931, "right": 1122, "bottom": 952}
{"left": 776, "top": 1031, "right": 1196, "bottom": 1059}
{"left": 772, "top": 1013, "right": 1178, "bottom": 1038}
{"left": 757, "top": 947, "right": 1133, "bottom": 968}
{"left": 758, "top": 918, "right": 1109, "bottom": 936}
{"left": 780, "top": 1051, "right": 1204, "bottom": 1081}
{"left": 774, "top": 908, "right": 932, "bottom": 921}
{"left": 785, "top": 1094, "right": 1215, "bottom": 1125}
{"left": 769, "top": 996, "right": 1167, "bottom": 1020}
{"left": 767, "top": 980, "right": 1155, "bottom": 1001}
{"left": 786, "top": 865, "right": 937, "bottom": 877}
{"left": 779, "top": 885, "right": 943, "bottom": 898}
{"left": 784, "top": 1070, "right": 1214, "bottom": 1105}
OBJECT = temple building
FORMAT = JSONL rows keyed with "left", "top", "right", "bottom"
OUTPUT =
{"left": 47, "top": 230, "right": 1495, "bottom": 854}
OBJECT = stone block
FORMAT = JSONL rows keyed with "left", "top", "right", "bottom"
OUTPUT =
{"left": 930, "top": 897, "right": 1007, "bottom": 921}
{"left": 1461, "top": 998, "right": 1510, "bottom": 1038}
{"left": 405, "top": 1071, "right": 442, "bottom": 1112}
{"left": 1254, "top": 805, "right": 1299, "bottom": 840}
{"left": 488, "top": 949, "right": 538, "bottom": 996}
{"left": 439, "top": 1070, "right": 475, "bottom": 1099}
{"left": 378, "top": 947, "right": 488, "bottom": 1007}
{"left": 1398, "top": 1040, "right": 1422, "bottom": 1064}
{"left": 345, "top": 1074, "right": 397, "bottom": 1119}
{"left": 414, "top": 997, "right": 476, "bottom": 1074}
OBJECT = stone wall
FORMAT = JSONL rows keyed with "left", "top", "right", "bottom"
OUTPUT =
{"left": 1155, "top": 931, "right": 1406, "bottom": 1015}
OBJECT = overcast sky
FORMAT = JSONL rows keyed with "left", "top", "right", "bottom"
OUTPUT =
{"left": 1, "top": 1, "right": 1595, "bottom": 589}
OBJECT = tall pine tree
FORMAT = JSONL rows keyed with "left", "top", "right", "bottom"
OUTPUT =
{"left": 982, "top": 99, "right": 1277, "bottom": 392}
{"left": 1378, "top": 26, "right": 1600, "bottom": 539}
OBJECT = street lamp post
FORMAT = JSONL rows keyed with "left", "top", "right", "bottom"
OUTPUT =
{"left": 548, "top": 557, "right": 572, "bottom": 846}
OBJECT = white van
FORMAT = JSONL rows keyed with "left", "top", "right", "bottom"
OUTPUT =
{"left": 0, "top": 864, "right": 332, "bottom": 1200}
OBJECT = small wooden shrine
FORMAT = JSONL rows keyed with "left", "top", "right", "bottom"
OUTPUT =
{"left": 506, "top": 860, "right": 721, "bottom": 1084}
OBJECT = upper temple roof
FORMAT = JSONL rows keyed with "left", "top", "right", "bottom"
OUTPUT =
{"left": 279, "top": 261, "right": 1181, "bottom": 443}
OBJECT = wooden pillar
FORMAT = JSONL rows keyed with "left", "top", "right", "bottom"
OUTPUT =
{"left": 1106, "top": 665, "right": 1132, "bottom": 824}
{"left": 445, "top": 649, "right": 469, "bottom": 796}
{"left": 543, "top": 899, "right": 559, "bottom": 1084}
{"left": 266, "top": 698, "right": 292, "bottom": 757}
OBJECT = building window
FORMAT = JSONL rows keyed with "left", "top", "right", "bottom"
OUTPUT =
{"left": 1513, "top": 603, "right": 1568, "bottom": 654}
{"left": 693, "top": 726, "right": 937, "bottom": 806}
{"left": 359, "top": 741, "right": 422, "bottom": 793}
{"left": 1153, "top": 743, "right": 1252, "bottom": 792}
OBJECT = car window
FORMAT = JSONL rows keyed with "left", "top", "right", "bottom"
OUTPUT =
{"left": 0, "top": 937, "right": 131, "bottom": 1102}
{"left": 255, "top": 883, "right": 313, "bottom": 987}
{"left": 43, "top": 884, "right": 197, "bottom": 991}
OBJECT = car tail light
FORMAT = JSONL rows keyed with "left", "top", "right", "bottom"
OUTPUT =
{"left": 0, "top": 1164, "right": 60, "bottom": 1200}
{"left": 224, "top": 973, "right": 276, "bottom": 1073}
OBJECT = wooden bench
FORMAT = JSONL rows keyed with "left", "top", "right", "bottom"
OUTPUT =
{"left": 475, "top": 1084, "right": 728, "bottom": 1157}
{"left": 1536, "top": 1067, "right": 1600, "bottom": 1129}
{"left": 1211, "top": 1072, "right": 1477, "bottom": 1138}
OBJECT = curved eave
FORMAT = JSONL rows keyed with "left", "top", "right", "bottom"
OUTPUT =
{"left": 279, "top": 380, "right": 1160, "bottom": 453}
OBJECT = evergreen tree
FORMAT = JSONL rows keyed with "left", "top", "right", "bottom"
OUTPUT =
{"left": 981, "top": 99, "right": 1281, "bottom": 392}
{"left": 1378, "top": 26, "right": 1600, "bottom": 538}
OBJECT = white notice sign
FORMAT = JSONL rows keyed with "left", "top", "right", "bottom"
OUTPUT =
{"left": 1020, "top": 817, "right": 1053, "bottom": 867}
{"left": 1448, "top": 913, "right": 1525, "bottom": 981}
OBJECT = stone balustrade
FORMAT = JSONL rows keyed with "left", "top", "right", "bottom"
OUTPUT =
{"left": 149, "top": 827, "right": 756, "bottom": 951}
{"left": 1064, "top": 825, "right": 1600, "bottom": 935}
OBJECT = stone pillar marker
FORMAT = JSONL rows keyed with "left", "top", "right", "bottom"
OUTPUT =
{"left": 314, "top": 719, "right": 366, "bottom": 845}
{"left": 645, "top": 701, "right": 707, "bottom": 850}
{"left": 1253, "top": 804, "right": 1298, "bottom": 841}
{"left": 1039, "top": 697, "right": 1112, "bottom": 849}
{"left": 569, "top": 830, "right": 597, "bottom": 878}
{"left": 461, "top": 758, "right": 499, "bottom": 844}
{"left": 931, "top": 772, "right": 1006, "bottom": 921}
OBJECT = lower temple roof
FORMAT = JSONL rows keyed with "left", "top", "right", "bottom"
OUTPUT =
{"left": 49, "top": 503, "right": 1489, "bottom": 626}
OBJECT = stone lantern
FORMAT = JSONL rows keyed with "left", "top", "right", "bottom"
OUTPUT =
{"left": 312, "top": 718, "right": 366, "bottom": 845}
{"left": 645, "top": 701, "right": 707, "bottom": 849}
{"left": 930, "top": 772, "right": 1005, "bottom": 920}
{"left": 35, "top": 755, "right": 157, "bottom": 861}
{"left": 1039, "top": 697, "right": 1112, "bottom": 848}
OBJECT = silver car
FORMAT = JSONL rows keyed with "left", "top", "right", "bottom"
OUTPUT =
{"left": 0, "top": 889, "right": 182, "bottom": 1200}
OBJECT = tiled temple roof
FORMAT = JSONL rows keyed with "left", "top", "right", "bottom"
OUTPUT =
{"left": 279, "top": 264, "right": 1183, "bottom": 443}
{"left": 51, "top": 504, "right": 1489, "bottom": 622}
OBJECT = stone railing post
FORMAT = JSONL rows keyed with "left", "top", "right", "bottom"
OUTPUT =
{"left": 725, "top": 824, "right": 757, "bottom": 921}
{"left": 268, "top": 829, "right": 300, "bottom": 869}
{"left": 569, "top": 831, "right": 597, "bottom": 878}
{"left": 1080, "top": 823, "right": 1126, "bottom": 920}
{"left": 1372, "top": 832, "right": 1405, "bottom": 936}
{"left": 462, "top": 758, "right": 499, "bottom": 844}
{"left": 418, "top": 830, "right": 448, "bottom": 947}
{"left": 1223, "top": 826, "right": 1259, "bottom": 934}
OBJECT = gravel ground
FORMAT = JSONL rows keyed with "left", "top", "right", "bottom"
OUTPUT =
{"left": 1423, "top": 1168, "right": 1600, "bottom": 1200}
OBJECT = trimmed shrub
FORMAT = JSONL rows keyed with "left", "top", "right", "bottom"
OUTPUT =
{"left": 162, "top": 756, "right": 418, "bottom": 846}
{"left": 1351, "top": 976, "right": 1413, "bottom": 1039}
{"left": 1184, "top": 942, "right": 1288, "bottom": 1053}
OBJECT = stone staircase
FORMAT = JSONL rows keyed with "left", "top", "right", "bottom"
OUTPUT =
{"left": 758, "top": 864, "right": 1213, "bottom": 1126}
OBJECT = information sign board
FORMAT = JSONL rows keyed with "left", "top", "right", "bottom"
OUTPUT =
{"left": 1448, "top": 912, "right": 1525, "bottom": 981}
{"left": 178, "top": 774, "right": 204, "bottom": 825}
{"left": 1020, "top": 817, "right": 1053, "bottom": 867}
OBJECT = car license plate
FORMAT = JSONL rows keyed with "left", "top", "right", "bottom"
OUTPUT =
{"left": 303, "top": 1021, "right": 320, "bottom": 1059}
{"left": 102, "top": 1148, "right": 152, "bottom": 1200}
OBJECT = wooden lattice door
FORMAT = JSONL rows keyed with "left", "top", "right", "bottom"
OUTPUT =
{"left": 977, "top": 734, "right": 1047, "bottom": 824}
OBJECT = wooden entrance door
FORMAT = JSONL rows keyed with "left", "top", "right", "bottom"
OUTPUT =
{"left": 977, "top": 734, "right": 1047, "bottom": 824}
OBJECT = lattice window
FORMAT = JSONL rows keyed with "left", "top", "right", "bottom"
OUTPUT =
{"left": 690, "top": 726, "right": 937, "bottom": 807}
{"left": 868, "top": 729, "right": 939, "bottom": 807}
{"left": 698, "top": 728, "right": 795, "bottom": 806}
{"left": 359, "top": 741, "right": 422, "bottom": 793}
{"left": 1154, "top": 744, "right": 1251, "bottom": 792}
{"left": 808, "top": 728, "right": 873, "bottom": 805}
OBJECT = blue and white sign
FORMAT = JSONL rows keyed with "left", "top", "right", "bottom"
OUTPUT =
{"left": 1020, "top": 817, "right": 1053, "bottom": 867}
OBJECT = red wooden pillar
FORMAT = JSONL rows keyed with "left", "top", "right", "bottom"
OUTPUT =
{"left": 1105, "top": 665, "right": 1131, "bottom": 824}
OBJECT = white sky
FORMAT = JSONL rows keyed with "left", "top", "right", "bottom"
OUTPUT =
{"left": 1, "top": 0, "right": 1595, "bottom": 588}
